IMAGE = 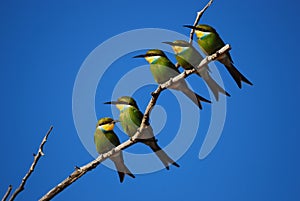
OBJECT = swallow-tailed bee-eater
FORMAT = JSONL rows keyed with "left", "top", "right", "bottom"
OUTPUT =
{"left": 163, "top": 40, "right": 230, "bottom": 100}
{"left": 134, "top": 49, "right": 211, "bottom": 109}
{"left": 94, "top": 117, "right": 135, "bottom": 182}
{"left": 105, "top": 96, "right": 179, "bottom": 170}
{"left": 184, "top": 24, "right": 253, "bottom": 88}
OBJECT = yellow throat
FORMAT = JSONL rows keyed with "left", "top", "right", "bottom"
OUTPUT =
{"left": 172, "top": 46, "right": 188, "bottom": 54}
{"left": 100, "top": 123, "right": 115, "bottom": 131}
{"left": 145, "top": 56, "right": 160, "bottom": 64}
{"left": 116, "top": 104, "right": 125, "bottom": 111}
{"left": 195, "top": 30, "right": 210, "bottom": 39}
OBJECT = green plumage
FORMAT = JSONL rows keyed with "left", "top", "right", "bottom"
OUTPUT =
{"left": 107, "top": 96, "right": 179, "bottom": 170}
{"left": 134, "top": 49, "right": 211, "bottom": 109}
{"left": 164, "top": 40, "right": 230, "bottom": 100}
{"left": 147, "top": 50, "right": 180, "bottom": 84}
{"left": 120, "top": 105, "right": 143, "bottom": 137}
{"left": 94, "top": 117, "right": 135, "bottom": 183}
{"left": 196, "top": 25, "right": 226, "bottom": 57}
{"left": 185, "top": 24, "right": 253, "bottom": 88}
{"left": 94, "top": 126, "right": 120, "bottom": 154}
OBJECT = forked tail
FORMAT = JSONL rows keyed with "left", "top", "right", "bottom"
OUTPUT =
{"left": 113, "top": 157, "right": 135, "bottom": 183}
{"left": 202, "top": 73, "right": 231, "bottom": 101}
{"left": 181, "top": 87, "right": 211, "bottom": 110}
{"left": 143, "top": 139, "right": 179, "bottom": 170}
{"left": 222, "top": 59, "right": 253, "bottom": 88}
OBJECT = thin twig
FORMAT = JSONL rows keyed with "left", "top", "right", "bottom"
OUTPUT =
{"left": 38, "top": 44, "right": 231, "bottom": 201}
{"left": 1, "top": 185, "right": 12, "bottom": 201}
{"left": 189, "top": 0, "right": 214, "bottom": 43}
{"left": 175, "top": 0, "right": 213, "bottom": 69}
{"left": 38, "top": 138, "right": 135, "bottom": 201}
{"left": 8, "top": 126, "right": 54, "bottom": 201}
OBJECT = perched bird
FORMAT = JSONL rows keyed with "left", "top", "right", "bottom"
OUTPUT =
{"left": 94, "top": 117, "right": 135, "bottom": 183}
{"left": 134, "top": 49, "right": 211, "bottom": 109}
{"left": 184, "top": 24, "right": 253, "bottom": 88}
{"left": 105, "top": 96, "right": 179, "bottom": 170}
{"left": 163, "top": 40, "right": 230, "bottom": 101}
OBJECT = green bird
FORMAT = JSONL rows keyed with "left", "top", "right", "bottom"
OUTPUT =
{"left": 105, "top": 96, "right": 179, "bottom": 170}
{"left": 94, "top": 117, "right": 135, "bottom": 183}
{"left": 163, "top": 40, "right": 230, "bottom": 101}
{"left": 184, "top": 24, "right": 253, "bottom": 88}
{"left": 134, "top": 49, "right": 211, "bottom": 109}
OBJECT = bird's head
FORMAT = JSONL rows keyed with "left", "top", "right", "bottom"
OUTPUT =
{"left": 184, "top": 24, "right": 216, "bottom": 40}
{"left": 104, "top": 96, "right": 139, "bottom": 111}
{"left": 96, "top": 117, "right": 119, "bottom": 131}
{"left": 133, "top": 49, "right": 167, "bottom": 64}
{"left": 163, "top": 40, "right": 191, "bottom": 54}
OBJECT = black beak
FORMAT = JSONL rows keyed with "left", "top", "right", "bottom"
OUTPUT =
{"left": 162, "top": 41, "right": 175, "bottom": 46}
{"left": 104, "top": 101, "right": 129, "bottom": 105}
{"left": 113, "top": 120, "right": 120, "bottom": 124}
{"left": 183, "top": 25, "right": 198, "bottom": 30}
{"left": 133, "top": 54, "right": 147, "bottom": 58}
{"left": 104, "top": 101, "right": 118, "bottom": 105}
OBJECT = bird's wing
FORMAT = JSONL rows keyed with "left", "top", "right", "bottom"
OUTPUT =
{"left": 215, "top": 33, "right": 234, "bottom": 63}
{"left": 170, "top": 62, "right": 181, "bottom": 74}
{"left": 106, "top": 131, "right": 121, "bottom": 147}
{"left": 129, "top": 107, "right": 149, "bottom": 127}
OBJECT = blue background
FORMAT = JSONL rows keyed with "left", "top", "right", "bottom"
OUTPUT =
{"left": 1, "top": 0, "right": 299, "bottom": 200}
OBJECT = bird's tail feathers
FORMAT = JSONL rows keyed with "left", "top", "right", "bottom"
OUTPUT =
{"left": 181, "top": 87, "right": 211, "bottom": 110}
{"left": 223, "top": 61, "right": 253, "bottom": 88}
{"left": 143, "top": 139, "right": 179, "bottom": 170}
{"left": 113, "top": 159, "right": 135, "bottom": 183}
{"left": 202, "top": 73, "right": 231, "bottom": 101}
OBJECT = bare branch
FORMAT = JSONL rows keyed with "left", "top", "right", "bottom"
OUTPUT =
{"left": 38, "top": 138, "right": 135, "bottom": 201}
{"left": 8, "top": 126, "right": 54, "bottom": 201}
{"left": 38, "top": 44, "right": 230, "bottom": 201}
{"left": 160, "top": 45, "right": 231, "bottom": 90}
{"left": 174, "top": 0, "right": 213, "bottom": 69}
{"left": 189, "top": 0, "right": 214, "bottom": 43}
{"left": 135, "top": 45, "right": 231, "bottom": 134}
{"left": 4, "top": 3, "right": 217, "bottom": 200}
{"left": 1, "top": 185, "right": 12, "bottom": 201}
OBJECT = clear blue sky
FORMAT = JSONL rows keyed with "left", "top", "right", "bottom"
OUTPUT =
{"left": 1, "top": 0, "right": 300, "bottom": 200}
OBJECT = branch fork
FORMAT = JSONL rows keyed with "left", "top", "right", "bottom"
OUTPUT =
{"left": 38, "top": 42, "right": 229, "bottom": 200}
{"left": 2, "top": 1, "right": 222, "bottom": 201}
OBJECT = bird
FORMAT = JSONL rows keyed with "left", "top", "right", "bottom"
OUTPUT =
{"left": 104, "top": 96, "right": 179, "bottom": 170}
{"left": 94, "top": 117, "right": 135, "bottom": 183}
{"left": 133, "top": 49, "right": 211, "bottom": 109}
{"left": 184, "top": 24, "right": 253, "bottom": 88}
{"left": 163, "top": 40, "right": 230, "bottom": 101}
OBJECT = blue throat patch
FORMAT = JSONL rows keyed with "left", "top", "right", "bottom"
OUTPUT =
{"left": 98, "top": 126, "right": 109, "bottom": 133}
{"left": 121, "top": 105, "right": 130, "bottom": 112}
{"left": 200, "top": 32, "right": 210, "bottom": 40}
{"left": 150, "top": 56, "right": 161, "bottom": 64}
{"left": 178, "top": 47, "right": 189, "bottom": 55}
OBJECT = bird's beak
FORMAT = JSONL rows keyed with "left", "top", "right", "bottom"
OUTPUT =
{"left": 113, "top": 120, "right": 120, "bottom": 124}
{"left": 133, "top": 54, "right": 147, "bottom": 58}
{"left": 162, "top": 41, "right": 175, "bottom": 46}
{"left": 183, "top": 25, "right": 198, "bottom": 30}
{"left": 104, "top": 101, "right": 119, "bottom": 105}
{"left": 104, "top": 101, "right": 129, "bottom": 105}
